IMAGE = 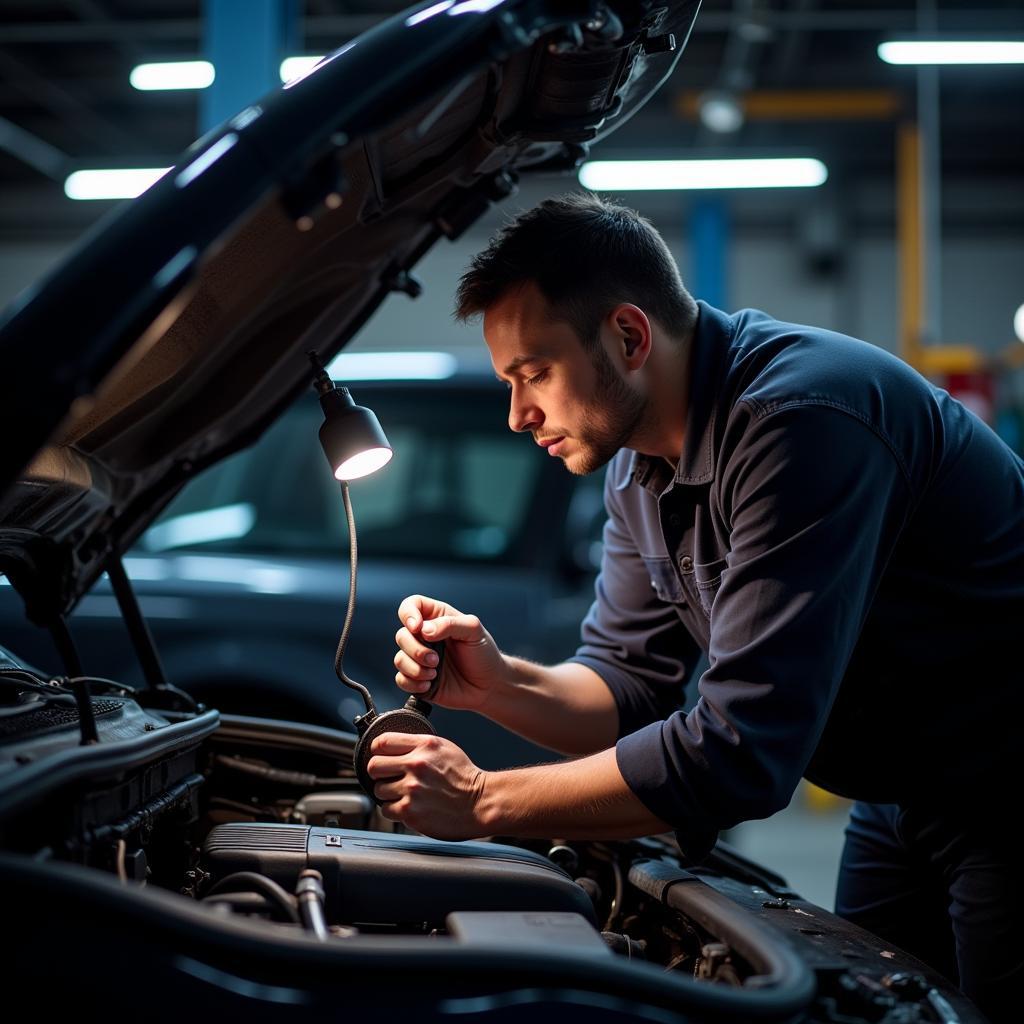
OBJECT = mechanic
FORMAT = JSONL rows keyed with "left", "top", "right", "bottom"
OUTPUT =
{"left": 367, "top": 192, "right": 1024, "bottom": 1020}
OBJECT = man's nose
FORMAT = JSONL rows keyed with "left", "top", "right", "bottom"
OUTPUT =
{"left": 508, "top": 386, "right": 541, "bottom": 433}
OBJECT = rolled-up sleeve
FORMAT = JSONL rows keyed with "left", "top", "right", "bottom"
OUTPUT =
{"left": 568, "top": 460, "right": 703, "bottom": 737}
{"left": 615, "top": 403, "right": 913, "bottom": 860}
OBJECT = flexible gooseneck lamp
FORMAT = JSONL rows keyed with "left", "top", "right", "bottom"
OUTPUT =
{"left": 309, "top": 352, "right": 444, "bottom": 801}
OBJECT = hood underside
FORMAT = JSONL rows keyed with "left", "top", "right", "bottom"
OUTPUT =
{"left": 0, "top": 0, "right": 700, "bottom": 622}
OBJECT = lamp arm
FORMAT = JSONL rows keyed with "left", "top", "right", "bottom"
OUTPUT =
{"left": 333, "top": 480, "right": 378, "bottom": 716}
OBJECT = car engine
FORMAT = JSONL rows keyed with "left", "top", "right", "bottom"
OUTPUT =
{"left": 0, "top": 664, "right": 982, "bottom": 1023}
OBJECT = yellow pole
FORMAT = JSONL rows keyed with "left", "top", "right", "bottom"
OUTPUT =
{"left": 675, "top": 89, "right": 902, "bottom": 121}
{"left": 897, "top": 122, "right": 924, "bottom": 369}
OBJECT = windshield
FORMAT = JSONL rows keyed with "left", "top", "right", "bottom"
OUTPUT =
{"left": 138, "top": 384, "right": 545, "bottom": 565}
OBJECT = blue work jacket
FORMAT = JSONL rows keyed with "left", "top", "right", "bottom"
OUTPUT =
{"left": 570, "top": 301, "right": 1024, "bottom": 860}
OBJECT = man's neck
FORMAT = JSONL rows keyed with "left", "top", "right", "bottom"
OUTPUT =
{"left": 629, "top": 330, "right": 692, "bottom": 462}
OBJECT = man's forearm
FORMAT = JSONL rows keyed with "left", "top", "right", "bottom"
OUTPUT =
{"left": 477, "top": 746, "right": 671, "bottom": 839}
{"left": 479, "top": 658, "right": 619, "bottom": 756}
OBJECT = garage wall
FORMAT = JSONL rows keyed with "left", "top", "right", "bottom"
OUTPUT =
{"left": 353, "top": 216, "right": 1023, "bottom": 361}
{"left": 2, "top": 187, "right": 1021, "bottom": 363}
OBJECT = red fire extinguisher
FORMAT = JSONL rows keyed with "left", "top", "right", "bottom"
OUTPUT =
{"left": 943, "top": 371, "right": 995, "bottom": 425}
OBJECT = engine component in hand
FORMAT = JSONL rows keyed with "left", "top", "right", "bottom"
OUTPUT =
{"left": 353, "top": 638, "right": 445, "bottom": 801}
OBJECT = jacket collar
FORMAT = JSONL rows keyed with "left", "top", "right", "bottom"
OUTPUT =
{"left": 616, "top": 300, "right": 734, "bottom": 493}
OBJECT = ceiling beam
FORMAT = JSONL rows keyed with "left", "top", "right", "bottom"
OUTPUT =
{"left": 769, "top": 0, "right": 817, "bottom": 80}
{"left": 65, "top": 0, "right": 143, "bottom": 62}
{"left": 0, "top": 9, "right": 1020, "bottom": 44}
{"left": 0, "top": 16, "right": 374, "bottom": 45}
{"left": 0, "top": 47, "right": 136, "bottom": 152}
{"left": 0, "top": 117, "right": 68, "bottom": 179}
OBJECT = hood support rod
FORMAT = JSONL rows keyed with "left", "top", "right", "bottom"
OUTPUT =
{"left": 106, "top": 555, "right": 197, "bottom": 713}
{"left": 48, "top": 616, "right": 98, "bottom": 745}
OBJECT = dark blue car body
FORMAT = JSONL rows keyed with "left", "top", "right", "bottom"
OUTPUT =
{"left": 0, "top": 373, "right": 605, "bottom": 768}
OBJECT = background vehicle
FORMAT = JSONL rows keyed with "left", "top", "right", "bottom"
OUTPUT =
{"left": 0, "top": 361, "right": 607, "bottom": 768}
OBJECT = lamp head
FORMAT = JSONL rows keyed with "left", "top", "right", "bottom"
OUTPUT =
{"left": 309, "top": 353, "right": 393, "bottom": 481}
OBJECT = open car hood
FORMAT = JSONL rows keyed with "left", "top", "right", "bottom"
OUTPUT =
{"left": 0, "top": 0, "right": 700, "bottom": 622}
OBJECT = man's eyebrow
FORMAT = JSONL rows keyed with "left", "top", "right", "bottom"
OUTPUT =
{"left": 498, "top": 354, "right": 545, "bottom": 379}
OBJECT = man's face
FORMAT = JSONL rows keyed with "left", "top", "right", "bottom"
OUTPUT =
{"left": 484, "top": 283, "right": 648, "bottom": 475}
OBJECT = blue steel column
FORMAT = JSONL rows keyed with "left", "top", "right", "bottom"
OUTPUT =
{"left": 917, "top": 0, "right": 943, "bottom": 346}
{"left": 689, "top": 197, "right": 729, "bottom": 311}
{"left": 200, "top": 0, "right": 299, "bottom": 134}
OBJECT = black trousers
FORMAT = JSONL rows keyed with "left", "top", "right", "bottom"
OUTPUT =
{"left": 835, "top": 800, "right": 1023, "bottom": 1023}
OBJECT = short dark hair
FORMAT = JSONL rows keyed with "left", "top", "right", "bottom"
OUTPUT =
{"left": 454, "top": 192, "right": 697, "bottom": 346}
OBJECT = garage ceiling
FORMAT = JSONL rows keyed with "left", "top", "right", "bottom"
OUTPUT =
{"left": 0, "top": 0, "right": 1021, "bottom": 239}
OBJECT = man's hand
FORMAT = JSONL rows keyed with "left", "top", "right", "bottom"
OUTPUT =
{"left": 394, "top": 594, "right": 620, "bottom": 756}
{"left": 394, "top": 595, "right": 509, "bottom": 713}
{"left": 367, "top": 732, "right": 489, "bottom": 840}
{"left": 367, "top": 732, "right": 672, "bottom": 842}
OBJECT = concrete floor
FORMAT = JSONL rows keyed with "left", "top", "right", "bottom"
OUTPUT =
{"left": 726, "top": 782, "right": 852, "bottom": 911}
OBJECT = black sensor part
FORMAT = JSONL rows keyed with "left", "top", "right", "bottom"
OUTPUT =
{"left": 354, "top": 706, "right": 437, "bottom": 802}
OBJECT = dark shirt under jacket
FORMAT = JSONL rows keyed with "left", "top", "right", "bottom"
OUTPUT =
{"left": 569, "top": 301, "right": 1024, "bottom": 861}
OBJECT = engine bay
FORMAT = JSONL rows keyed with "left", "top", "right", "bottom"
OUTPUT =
{"left": 0, "top": 665, "right": 982, "bottom": 1023}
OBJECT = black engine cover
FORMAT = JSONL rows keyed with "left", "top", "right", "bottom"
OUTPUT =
{"left": 202, "top": 823, "right": 596, "bottom": 928}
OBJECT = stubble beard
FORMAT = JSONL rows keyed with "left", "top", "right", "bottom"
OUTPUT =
{"left": 563, "top": 344, "right": 649, "bottom": 476}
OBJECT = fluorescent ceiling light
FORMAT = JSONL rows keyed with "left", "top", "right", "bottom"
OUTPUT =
{"left": 326, "top": 351, "right": 458, "bottom": 380}
{"left": 130, "top": 60, "right": 215, "bottom": 90}
{"left": 579, "top": 158, "right": 828, "bottom": 191}
{"left": 129, "top": 57, "right": 327, "bottom": 90}
{"left": 878, "top": 40, "right": 1024, "bottom": 65}
{"left": 279, "top": 56, "right": 325, "bottom": 83}
{"left": 64, "top": 167, "right": 172, "bottom": 200}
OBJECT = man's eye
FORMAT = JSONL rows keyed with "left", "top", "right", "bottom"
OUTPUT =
{"left": 527, "top": 369, "right": 549, "bottom": 386}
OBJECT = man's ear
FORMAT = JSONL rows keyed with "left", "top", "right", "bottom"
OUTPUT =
{"left": 611, "top": 304, "right": 652, "bottom": 367}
